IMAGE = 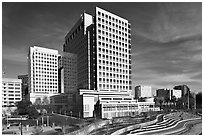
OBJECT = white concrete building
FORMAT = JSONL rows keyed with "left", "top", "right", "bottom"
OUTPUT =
{"left": 2, "top": 78, "right": 22, "bottom": 107}
{"left": 172, "top": 89, "right": 182, "bottom": 99}
{"left": 28, "top": 46, "right": 59, "bottom": 103}
{"left": 135, "top": 85, "right": 152, "bottom": 99}
{"left": 95, "top": 7, "right": 132, "bottom": 93}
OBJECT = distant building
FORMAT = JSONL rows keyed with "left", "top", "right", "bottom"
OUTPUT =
{"left": 58, "top": 52, "right": 77, "bottom": 94}
{"left": 135, "top": 85, "right": 152, "bottom": 99}
{"left": 28, "top": 46, "right": 59, "bottom": 103}
{"left": 2, "top": 78, "right": 22, "bottom": 107}
{"left": 156, "top": 88, "right": 171, "bottom": 100}
{"left": 18, "top": 74, "right": 29, "bottom": 100}
{"left": 173, "top": 85, "right": 190, "bottom": 96}
{"left": 156, "top": 88, "right": 182, "bottom": 101}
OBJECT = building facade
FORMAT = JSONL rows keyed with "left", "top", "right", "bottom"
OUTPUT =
{"left": 18, "top": 74, "right": 29, "bottom": 100}
{"left": 28, "top": 46, "right": 59, "bottom": 103}
{"left": 135, "top": 85, "right": 152, "bottom": 99}
{"left": 63, "top": 7, "right": 132, "bottom": 94}
{"left": 2, "top": 78, "right": 22, "bottom": 107}
{"left": 58, "top": 52, "right": 77, "bottom": 93}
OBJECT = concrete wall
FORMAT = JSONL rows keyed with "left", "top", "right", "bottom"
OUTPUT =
{"left": 111, "top": 114, "right": 163, "bottom": 135}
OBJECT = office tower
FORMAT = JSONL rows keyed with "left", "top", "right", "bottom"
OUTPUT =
{"left": 58, "top": 52, "right": 77, "bottom": 93}
{"left": 135, "top": 85, "right": 152, "bottom": 99}
{"left": 28, "top": 46, "right": 59, "bottom": 103}
{"left": 18, "top": 74, "right": 29, "bottom": 100}
{"left": 2, "top": 78, "right": 22, "bottom": 107}
{"left": 63, "top": 7, "right": 132, "bottom": 94}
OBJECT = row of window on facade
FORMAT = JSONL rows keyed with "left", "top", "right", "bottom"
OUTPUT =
{"left": 98, "top": 28, "right": 129, "bottom": 38}
{"left": 3, "top": 90, "right": 20, "bottom": 93}
{"left": 97, "top": 11, "right": 128, "bottom": 27}
{"left": 34, "top": 86, "right": 57, "bottom": 89}
{"left": 34, "top": 89, "right": 57, "bottom": 92}
{"left": 98, "top": 34, "right": 129, "bottom": 43}
{"left": 97, "top": 24, "right": 130, "bottom": 34}
{"left": 98, "top": 58, "right": 129, "bottom": 66}
{"left": 98, "top": 50, "right": 129, "bottom": 59}
{"left": 99, "top": 84, "right": 130, "bottom": 89}
{"left": 98, "top": 42, "right": 130, "bottom": 51}
{"left": 99, "top": 78, "right": 129, "bottom": 84}
{"left": 33, "top": 52, "right": 58, "bottom": 57}
{"left": 34, "top": 61, "right": 57, "bottom": 65}
{"left": 98, "top": 18, "right": 128, "bottom": 31}
{"left": 98, "top": 43, "right": 129, "bottom": 52}
{"left": 99, "top": 68, "right": 130, "bottom": 77}
{"left": 99, "top": 65, "right": 129, "bottom": 72}
{"left": 3, "top": 83, "right": 21, "bottom": 86}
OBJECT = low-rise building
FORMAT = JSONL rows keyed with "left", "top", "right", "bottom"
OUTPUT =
{"left": 51, "top": 89, "right": 159, "bottom": 119}
{"left": 2, "top": 78, "right": 22, "bottom": 107}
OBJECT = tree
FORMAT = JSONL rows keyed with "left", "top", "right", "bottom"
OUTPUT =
{"left": 16, "top": 100, "right": 32, "bottom": 115}
{"left": 16, "top": 100, "right": 39, "bottom": 119}
{"left": 34, "top": 98, "right": 42, "bottom": 105}
{"left": 42, "top": 96, "right": 49, "bottom": 105}
{"left": 196, "top": 92, "right": 202, "bottom": 109}
{"left": 171, "top": 96, "right": 177, "bottom": 109}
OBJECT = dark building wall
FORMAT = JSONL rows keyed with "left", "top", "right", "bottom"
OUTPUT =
{"left": 156, "top": 89, "right": 170, "bottom": 100}
{"left": 63, "top": 16, "right": 89, "bottom": 90}
{"left": 18, "top": 74, "right": 28, "bottom": 100}
{"left": 86, "top": 23, "right": 97, "bottom": 90}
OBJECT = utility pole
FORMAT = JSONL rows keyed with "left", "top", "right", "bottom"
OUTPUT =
{"left": 47, "top": 115, "right": 49, "bottom": 127}
{"left": 194, "top": 93, "right": 196, "bottom": 110}
{"left": 187, "top": 91, "right": 190, "bottom": 109}
{"left": 20, "top": 116, "right": 23, "bottom": 135}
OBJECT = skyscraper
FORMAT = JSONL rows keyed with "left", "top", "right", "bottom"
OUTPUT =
{"left": 63, "top": 7, "right": 132, "bottom": 94}
{"left": 28, "top": 46, "right": 59, "bottom": 103}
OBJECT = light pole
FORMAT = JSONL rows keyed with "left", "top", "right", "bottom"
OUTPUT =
{"left": 187, "top": 91, "right": 190, "bottom": 109}
{"left": 47, "top": 115, "right": 49, "bottom": 127}
{"left": 20, "top": 116, "right": 23, "bottom": 135}
{"left": 70, "top": 111, "right": 72, "bottom": 117}
{"left": 194, "top": 93, "right": 196, "bottom": 110}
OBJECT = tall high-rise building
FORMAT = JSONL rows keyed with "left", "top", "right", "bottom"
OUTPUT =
{"left": 18, "top": 74, "right": 29, "bottom": 100}
{"left": 28, "top": 46, "right": 59, "bottom": 103}
{"left": 63, "top": 7, "right": 132, "bottom": 94}
{"left": 135, "top": 85, "right": 152, "bottom": 99}
{"left": 58, "top": 52, "right": 77, "bottom": 93}
{"left": 2, "top": 78, "right": 22, "bottom": 107}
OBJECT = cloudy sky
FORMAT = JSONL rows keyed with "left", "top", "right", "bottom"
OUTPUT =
{"left": 2, "top": 2, "right": 202, "bottom": 93}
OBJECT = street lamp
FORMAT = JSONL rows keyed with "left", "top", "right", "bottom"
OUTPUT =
{"left": 70, "top": 111, "right": 72, "bottom": 117}
{"left": 20, "top": 116, "right": 23, "bottom": 135}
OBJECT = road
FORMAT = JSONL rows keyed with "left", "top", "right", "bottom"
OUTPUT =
{"left": 135, "top": 118, "right": 201, "bottom": 135}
